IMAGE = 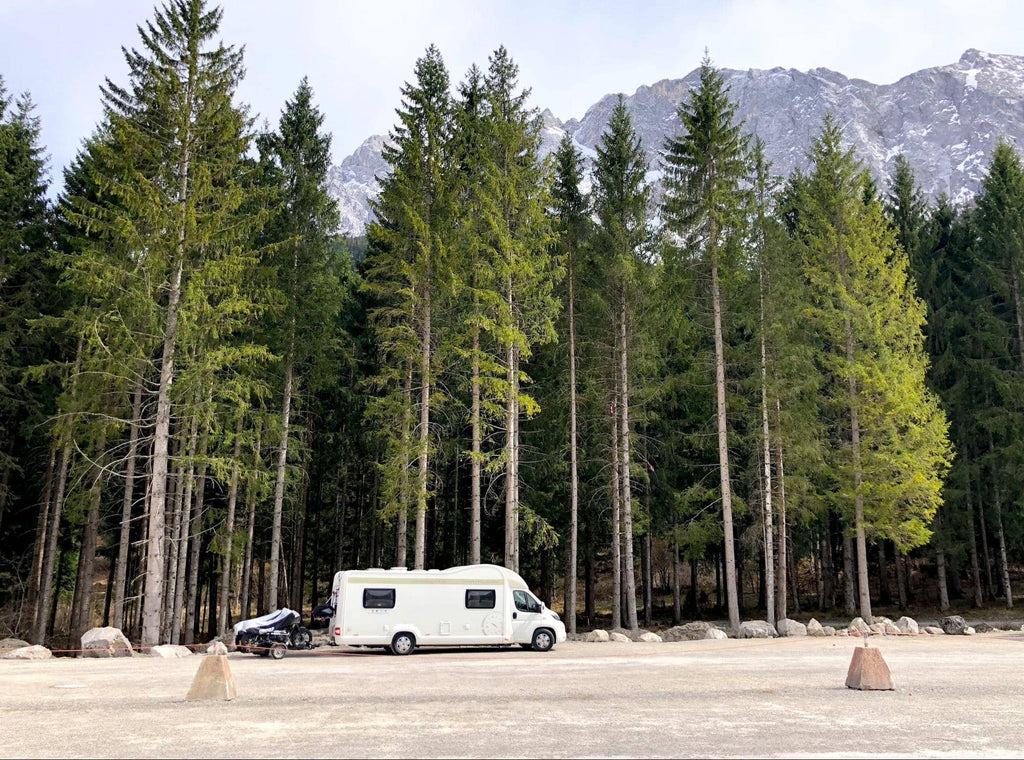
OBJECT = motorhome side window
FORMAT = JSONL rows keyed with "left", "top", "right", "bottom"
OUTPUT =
{"left": 362, "top": 588, "right": 396, "bottom": 608}
{"left": 465, "top": 589, "right": 496, "bottom": 609}
{"left": 513, "top": 589, "right": 539, "bottom": 613}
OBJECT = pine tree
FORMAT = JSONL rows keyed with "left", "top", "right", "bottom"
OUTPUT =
{"left": 662, "top": 55, "right": 749, "bottom": 632}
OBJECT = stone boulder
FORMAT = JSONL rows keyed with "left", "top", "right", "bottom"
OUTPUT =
{"left": 973, "top": 622, "right": 994, "bottom": 633}
{"left": 609, "top": 632, "right": 631, "bottom": 643}
{"left": 806, "top": 618, "right": 825, "bottom": 637}
{"left": 586, "top": 629, "right": 609, "bottom": 643}
{"left": 923, "top": 626, "right": 945, "bottom": 635}
{"left": 941, "top": 615, "right": 968, "bottom": 635}
{"left": 777, "top": 618, "right": 807, "bottom": 637}
{"left": 868, "top": 623, "right": 886, "bottom": 634}
{"left": 150, "top": 644, "right": 193, "bottom": 658}
{"left": 964, "top": 626, "right": 976, "bottom": 635}
{"left": 81, "top": 626, "right": 133, "bottom": 657}
{"left": 895, "top": 616, "right": 919, "bottom": 635}
{"left": 2, "top": 644, "right": 52, "bottom": 660}
{"left": 882, "top": 621, "right": 901, "bottom": 635}
{"left": 661, "top": 621, "right": 715, "bottom": 642}
{"left": 206, "top": 640, "right": 229, "bottom": 655}
{"left": 848, "top": 617, "right": 869, "bottom": 633}
{"left": 0, "top": 637, "right": 31, "bottom": 653}
{"left": 822, "top": 626, "right": 837, "bottom": 636}
{"left": 704, "top": 628, "right": 728, "bottom": 640}
{"left": 639, "top": 632, "right": 663, "bottom": 643}
{"left": 738, "top": 620, "right": 778, "bottom": 639}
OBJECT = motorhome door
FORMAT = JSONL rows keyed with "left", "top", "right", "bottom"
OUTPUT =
{"left": 511, "top": 589, "right": 544, "bottom": 643}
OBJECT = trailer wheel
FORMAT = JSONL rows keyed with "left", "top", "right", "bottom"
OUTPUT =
{"left": 531, "top": 628, "right": 555, "bottom": 652}
{"left": 390, "top": 632, "right": 416, "bottom": 656}
{"left": 270, "top": 642, "right": 287, "bottom": 660}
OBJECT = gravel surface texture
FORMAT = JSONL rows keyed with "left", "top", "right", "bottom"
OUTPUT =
{"left": 3, "top": 633, "right": 1024, "bottom": 758}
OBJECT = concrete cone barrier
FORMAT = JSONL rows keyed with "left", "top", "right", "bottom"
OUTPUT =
{"left": 186, "top": 654, "right": 237, "bottom": 701}
{"left": 845, "top": 643, "right": 894, "bottom": 690}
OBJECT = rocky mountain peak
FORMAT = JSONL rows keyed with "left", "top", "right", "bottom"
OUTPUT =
{"left": 327, "top": 50, "right": 1024, "bottom": 236}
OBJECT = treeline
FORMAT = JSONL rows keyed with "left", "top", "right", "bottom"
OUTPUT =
{"left": 0, "top": 1, "right": 1020, "bottom": 649}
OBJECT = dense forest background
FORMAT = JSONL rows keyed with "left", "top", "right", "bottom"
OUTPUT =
{"left": 2, "top": 0, "right": 1022, "bottom": 649}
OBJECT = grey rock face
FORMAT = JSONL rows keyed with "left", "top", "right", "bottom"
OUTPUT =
{"left": 777, "top": 618, "right": 808, "bottom": 637}
{"left": 941, "top": 615, "right": 969, "bottom": 635}
{"left": 738, "top": 620, "right": 778, "bottom": 639}
{"left": 661, "top": 621, "right": 715, "bottom": 642}
{"left": 848, "top": 617, "right": 869, "bottom": 633}
{"left": 81, "top": 627, "right": 133, "bottom": 657}
{"left": 895, "top": 616, "right": 920, "bottom": 635}
{"left": 0, "top": 637, "right": 30, "bottom": 652}
{"left": 2, "top": 644, "right": 52, "bottom": 660}
{"left": 328, "top": 50, "right": 1024, "bottom": 236}
{"left": 149, "top": 644, "right": 193, "bottom": 658}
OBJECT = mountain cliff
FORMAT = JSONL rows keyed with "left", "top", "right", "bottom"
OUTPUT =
{"left": 329, "top": 50, "right": 1024, "bottom": 236}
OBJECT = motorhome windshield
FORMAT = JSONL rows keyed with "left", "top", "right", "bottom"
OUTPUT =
{"left": 513, "top": 589, "right": 541, "bottom": 613}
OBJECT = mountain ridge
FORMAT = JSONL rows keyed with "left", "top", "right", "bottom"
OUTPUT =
{"left": 329, "top": 49, "right": 1024, "bottom": 236}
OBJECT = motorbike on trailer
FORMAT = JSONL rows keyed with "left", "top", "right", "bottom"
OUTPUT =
{"left": 232, "top": 608, "right": 312, "bottom": 660}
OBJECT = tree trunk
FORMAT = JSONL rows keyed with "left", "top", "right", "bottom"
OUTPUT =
{"left": 643, "top": 530, "right": 653, "bottom": 629}
{"left": 565, "top": 258, "right": 579, "bottom": 635}
{"left": 183, "top": 433, "right": 208, "bottom": 644}
{"left": 877, "top": 541, "right": 890, "bottom": 606}
{"left": 842, "top": 532, "right": 856, "bottom": 615}
{"left": 759, "top": 273, "right": 776, "bottom": 627}
{"left": 71, "top": 441, "right": 105, "bottom": 649}
{"left": 470, "top": 319, "right": 482, "bottom": 565}
{"left": 967, "top": 484, "right": 984, "bottom": 609}
{"left": 504, "top": 333, "right": 520, "bottom": 572}
{"left": 774, "top": 422, "right": 788, "bottom": 623}
{"left": 672, "top": 524, "right": 681, "bottom": 625}
{"left": 610, "top": 375, "right": 622, "bottom": 632}
{"left": 240, "top": 429, "right": 261, "bottom": 620}
{"left": 993, "top": 483, "right": 1013, "bottom": 608}
{"left": 709, "top": 263, "right": 740, "bottom": 631}
{"left": 618, "top": 298, "right": 638, "bottom": 631}
{"left": 217, "top": 418, "right": 243, "bottom": 637}
{"left": 396, "top": 361, "right": 412, "bottom": 566}
{"left": 936, "top": 547, "right": 950, "bottom": 611}
{"left": 269, "top": 350, "right": 295, "bottom": 610}
{"left": 27, "top": 445, "right": 57, "bottom": 638}
{"left": 415, "top": 281, "right": 431, "bottom": 570}
{"left": 161, "top": 434, "right": 183, "bottom": 644}
{"left": 978, "top": 491, "right": 994, "bottom": 602}
{"left": 170, "top": 413, "right": 198, "bottom": 645}
{"left": 895, "top": 549, "right": 909, "bottom": 610}
{"left": 34, "top": 344, "right": 81, "bottom": 646}
{"left": 112, "top": 378, "right": 144, "bottom": 630}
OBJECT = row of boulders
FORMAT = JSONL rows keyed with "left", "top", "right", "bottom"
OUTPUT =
{"left": 1, "top": 627, "right": 229, "bottom": 660}
{"left": 577, "top": 614, "right": 1024, "bottom": 643}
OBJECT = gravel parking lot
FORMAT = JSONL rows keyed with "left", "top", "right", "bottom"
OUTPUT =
{"left": 3, "top": 633, "right": 1024, "bottom": 758}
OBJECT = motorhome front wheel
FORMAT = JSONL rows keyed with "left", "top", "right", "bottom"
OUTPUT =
{"left": 531, "top": 628, "right": 554, "bottom": 652}
{"left": 390, "top": 632, "right": 416, "bottom": 656}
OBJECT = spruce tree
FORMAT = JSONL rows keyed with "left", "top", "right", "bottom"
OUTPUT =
{"left": 64, "top": 0, "right": 265, "bottom": 646}
{"left": 592, "top": 97, "right": 650, "bottom": 631}
{"left": 259, "top": 77, "right": 341, "bottom": 611}
{"left": 797, "top": 114, "right": 951, "bottom": 622}
{"left": 662, "top": 55, "right": 749, "bottom": 632}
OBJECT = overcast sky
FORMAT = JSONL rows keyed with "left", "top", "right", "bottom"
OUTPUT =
{"left": 2, "top": 0, "right": 1021, "bottom": 189}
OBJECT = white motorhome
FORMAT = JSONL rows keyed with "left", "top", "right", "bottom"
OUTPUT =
{"left": 325, "top": 563, "right": 567, "bottom": 655}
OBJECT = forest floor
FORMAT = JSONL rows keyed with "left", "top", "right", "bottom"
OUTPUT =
{"left": 3, "top": 632, "right": 1024, "bottom": 758}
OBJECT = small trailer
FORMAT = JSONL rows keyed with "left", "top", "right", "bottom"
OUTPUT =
{"left": 323, "top": 563, "right": 567, "bottom": 655}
